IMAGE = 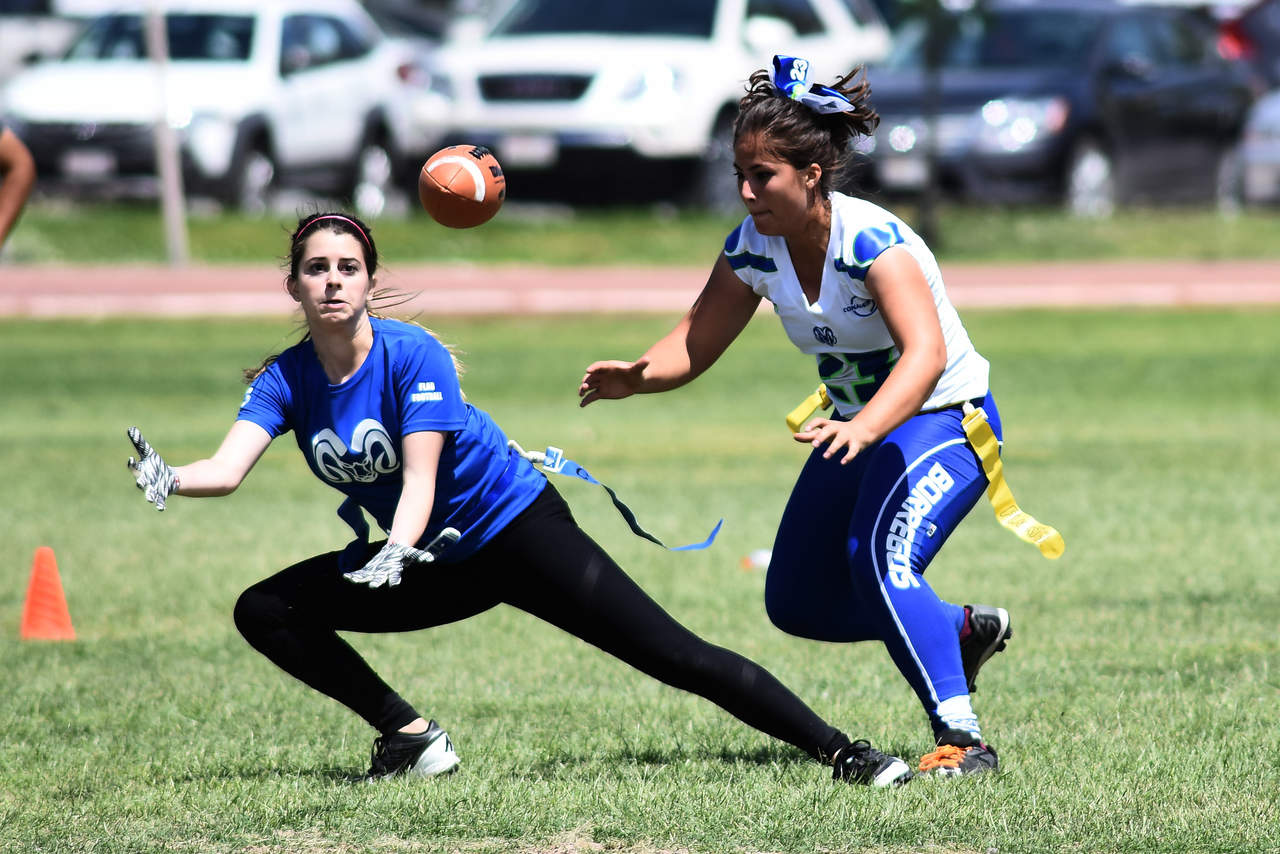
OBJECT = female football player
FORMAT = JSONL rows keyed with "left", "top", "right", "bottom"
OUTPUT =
{"left": 124, "top": 210, "right": 913, "bottom": 787}
{"left": 579, "top": 57, "right": 1014, "bottom": 776}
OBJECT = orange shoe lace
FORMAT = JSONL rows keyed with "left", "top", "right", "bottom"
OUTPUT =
{"left": 919, "top": 744, "right": 969, "bottom": 772}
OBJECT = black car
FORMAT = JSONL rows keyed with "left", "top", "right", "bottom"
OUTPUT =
{"left": 860, "top": 0, "right": 1256, "bottom": 214}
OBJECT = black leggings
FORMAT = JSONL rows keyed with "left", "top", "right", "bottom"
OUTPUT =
{"left": 233, "top": 483, "right": 849, "bottom": 762}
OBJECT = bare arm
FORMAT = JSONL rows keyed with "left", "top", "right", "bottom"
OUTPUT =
{"left": 339, "top": 430, "right": 447, "bottom": 589}
{"left": 795, "top": 245, "right": 947, "bottom": 462}
{"left": 171, "top": 420, "right": 274, "bottom": 496}
{"left": 579, "top": 254, "right": 761, "bottom": 406}
{"left": 0, "top": 127, "right": 36, "bottom": 248}
{"left": 385, "top": 430, "right": 445, "bottom": 546}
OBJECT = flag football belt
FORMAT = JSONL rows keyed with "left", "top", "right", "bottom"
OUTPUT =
{"left": 785, "top": 384, "right": 1064, "bottom": 559}
{"left": 335, "top": 440, "right": 723, "bottom": 562}
{"left": 510, "top": 441, "right": 722, "bottom": 552}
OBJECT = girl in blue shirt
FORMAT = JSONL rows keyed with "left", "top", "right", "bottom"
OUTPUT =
{"left": 125, "top": 210, "right": 913, "bottom": 787}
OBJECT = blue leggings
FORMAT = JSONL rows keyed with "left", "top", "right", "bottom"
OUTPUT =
{"left": 765, "top": 393, "right": 1001, "bottom": 729}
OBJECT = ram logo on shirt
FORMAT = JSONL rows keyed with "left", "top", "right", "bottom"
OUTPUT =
{"left": 311, "top": 419, "right": 398, "bottom": 484}
{"left": 410, "top": 381, "right": 443, "bottom": 403}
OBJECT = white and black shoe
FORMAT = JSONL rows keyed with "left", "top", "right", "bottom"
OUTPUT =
{"left": 366, "top": 720, "right": 460, "bottom": 780}
{"left": 832, "top": 739, "right": 914, "bottom": 787}
{"left": 960, "top": 604, "right": 1012, "bottom": 693}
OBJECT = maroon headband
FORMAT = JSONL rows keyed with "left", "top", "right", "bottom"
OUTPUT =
{"left": 296, "top": 214, "right": 371, "bottom": 250}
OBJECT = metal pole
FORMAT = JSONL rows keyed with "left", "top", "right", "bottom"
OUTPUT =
{"left": 144, "top": 4, "right": 189, "bottom": 268}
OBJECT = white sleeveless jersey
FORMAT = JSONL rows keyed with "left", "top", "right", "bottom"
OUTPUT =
{"left": 723, "top": 192, "right": 989, "bottom": 417}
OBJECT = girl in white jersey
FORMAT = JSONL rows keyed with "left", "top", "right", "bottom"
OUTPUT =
{"left": 124, "top": 210, "right": 915, "bottom": 787}
{"left": 580, "top": 56, "right": 1013, "bottom": 776}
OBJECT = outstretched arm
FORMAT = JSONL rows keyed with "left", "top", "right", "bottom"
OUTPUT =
{"left": 126, "top": 420, "right": 273, "bottom": 509}
{"left": 579, "top": 254, "right": 761, "bottom": 406}
{"left": 0, "top": 127, "right": 36, "bottom": 248}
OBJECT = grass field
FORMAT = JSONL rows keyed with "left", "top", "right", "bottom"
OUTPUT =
{"left": 1, "top": 309, "right": 1277, "bottom": 853}
{"left": 6, "top": 200, "right": 1280, "bottom": 265}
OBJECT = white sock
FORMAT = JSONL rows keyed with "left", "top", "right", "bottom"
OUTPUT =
{"left": 936, "top": 695, "right": 981, "bottom": 739}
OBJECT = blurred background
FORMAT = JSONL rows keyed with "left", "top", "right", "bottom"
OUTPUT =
{"left": 2, "top": 0, "right": 1279, "bottom": 241}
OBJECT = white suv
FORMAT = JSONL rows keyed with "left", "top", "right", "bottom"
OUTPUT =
{"left": 1, "top": 0, "right": 430, "bottom": 213}
{"left": 422, "top": 0, "right": 890, "bottom": 210}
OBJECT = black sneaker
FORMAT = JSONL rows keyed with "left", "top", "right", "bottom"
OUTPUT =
{"left": 832, "top": 739, "right": 914, "bottom": 787}
{"left": 959, "top": 604, "right": 1011, "bottom": 693}
{"left": 366, "top": 720, "right": 460, "bottom": 781}
{"left": 918, "top": 728, "right": 999, "bottom": 777}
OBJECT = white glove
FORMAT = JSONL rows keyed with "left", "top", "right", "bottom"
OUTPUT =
{"left": 343, "top": 528, "right": 460, "bottom": 588}
{"left": 126, "top": 426, "right": 179, "bottom": 511}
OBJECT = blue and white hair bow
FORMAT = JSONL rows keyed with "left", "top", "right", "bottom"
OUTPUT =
{"left": 771, "top": 55, "right": 857, "bottom": 115}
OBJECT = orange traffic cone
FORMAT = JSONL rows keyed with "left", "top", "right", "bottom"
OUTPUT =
{"left": 20, "top": 546, "right": 75, "bottom": 641}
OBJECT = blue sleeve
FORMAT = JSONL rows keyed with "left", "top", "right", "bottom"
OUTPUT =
{"left": 236, "top": 362, "right": 291, "bottom": 437}
{"left": 852, "top": 221, "right": 906, "bottom": 266}
{"left": 396, "top": 331, "right": 468, "bottom": 434}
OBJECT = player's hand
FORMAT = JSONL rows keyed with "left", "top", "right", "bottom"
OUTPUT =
{"left": 793, "top": 418, "right": 874, "bottom": 465}
{"left": 342, "top": 542, "right": 420, "bottom": 588}
{"left": 342, "top": 528, "right": 460, "bottom": 589}
{"left": 126, "top": 426, "right": 179, "bottom": 510}
{"left": 578, "top": 357, "right": 649, "bottom": 407}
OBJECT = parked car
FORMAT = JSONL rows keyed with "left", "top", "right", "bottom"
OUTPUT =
{"left": 0, "top": 0, "right": 431, "bottom": 213}
{"left": 861, "top": 0, "right": 1256, "bottom": 215}
{"left": 420, "top": 0, "right": 892, "bottom": 210}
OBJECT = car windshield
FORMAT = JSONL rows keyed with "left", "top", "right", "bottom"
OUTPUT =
{"left": 491, "top": 0, "right": 716, "bottom": 37}
{"left": 883, "top": 9, "right": 1102, "bottom": 70}
{"left": 65, "top": 13, "right": 255, "bottom": 61}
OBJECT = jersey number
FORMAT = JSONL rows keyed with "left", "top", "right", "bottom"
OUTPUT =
{"left": 818, "top": 347, "right": 899, "bottom": 406}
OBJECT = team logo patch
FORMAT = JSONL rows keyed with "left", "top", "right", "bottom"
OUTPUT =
{"left": 311, "top": 419, "right": 398, "bottom": 483}
{"left": 843, "top": 296, "right": 877, "bottom": 316}
{"left": 813, "top": 326, "right": 837, "bottom": 346}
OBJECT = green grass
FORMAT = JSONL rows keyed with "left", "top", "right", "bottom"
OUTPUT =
{"left": 6, "top": 199, "right": 1280, "bottom": 265}
{"left": 2, "top": 311, "right": 1278, "bottom": 853}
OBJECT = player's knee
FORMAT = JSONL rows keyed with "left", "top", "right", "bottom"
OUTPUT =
{"left": 232, "top": 585, "right": 285, "bottom": 641}
{"left": 763, "top": 590, "right": 817, "bottom": 638}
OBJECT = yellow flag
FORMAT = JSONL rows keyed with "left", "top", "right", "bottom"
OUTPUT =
{"left": 961, "top": 403, "right": 1065, "bottom": 559}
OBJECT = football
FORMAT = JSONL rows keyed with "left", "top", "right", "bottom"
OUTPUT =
{"left": 417, "top": 145, "right": 506, "bottom": 228}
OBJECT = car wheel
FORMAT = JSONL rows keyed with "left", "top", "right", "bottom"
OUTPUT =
{"left": 225, "top": 144, "right": 275, "bottom": 215}
{"left": 1065, "top": 141, "right": 1115, "bottom": 218}
{"left": 692, "top": 112, "right": 740, "bottom": 215}
{"left": 351, "top": 140, "right": 394, "bottom": 218}
{"left": 1215, "top": 143, "right": 1244, "bottom": 216}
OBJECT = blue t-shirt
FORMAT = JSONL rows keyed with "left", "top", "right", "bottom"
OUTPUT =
{"left": 236, "top": 317, "right": 545, "bottom": 560}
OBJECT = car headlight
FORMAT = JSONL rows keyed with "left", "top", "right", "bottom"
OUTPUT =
{"left": 973, "top": 96, "right": 1069, "bottom": 154}
{"left": 618, "top": 64, "right": 682, "bottom": 103}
